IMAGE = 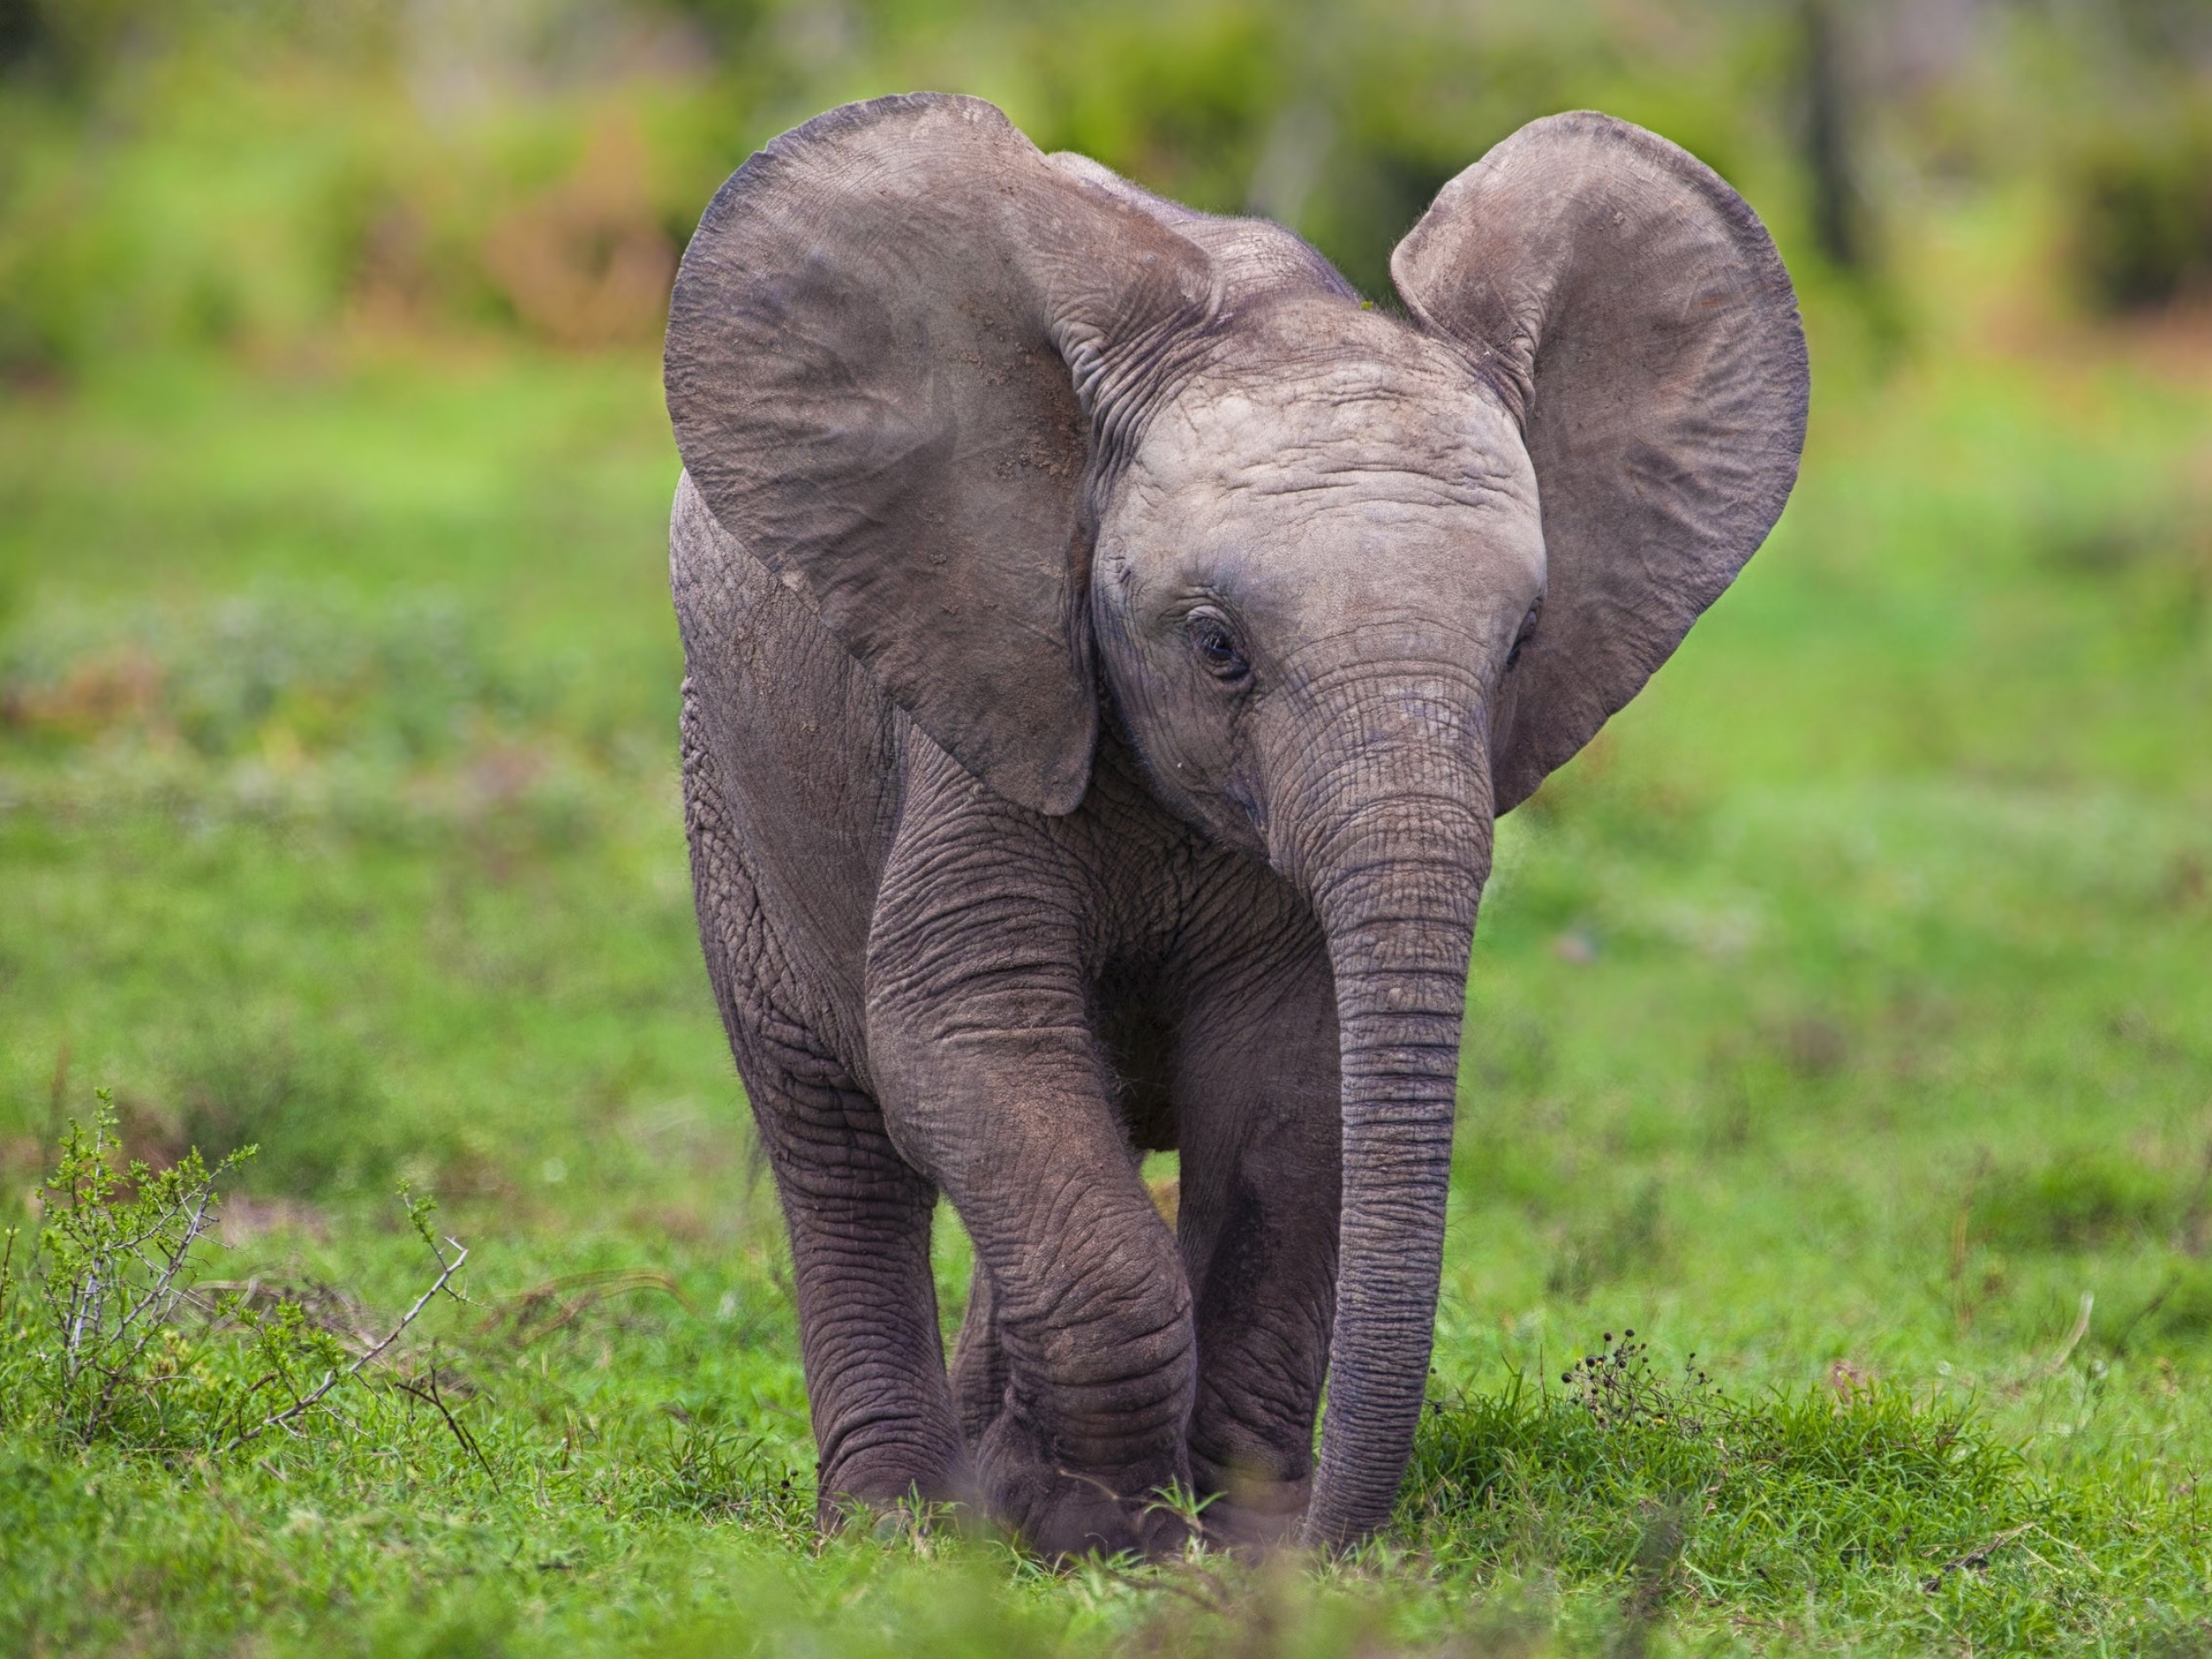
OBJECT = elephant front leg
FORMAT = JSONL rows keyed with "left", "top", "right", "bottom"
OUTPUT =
{"left": 868, "top": 797, "right": 1194, "bottom": 1558}
{"left": 878, "top": 1021, "right": 1196, "bottom": 1558}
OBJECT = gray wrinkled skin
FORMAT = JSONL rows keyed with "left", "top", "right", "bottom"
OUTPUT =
{"left": 664, "top": 94, "right": 1808, "bottom": 1557}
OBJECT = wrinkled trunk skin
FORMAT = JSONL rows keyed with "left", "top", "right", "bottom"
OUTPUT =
{"left": 1266, "top": 667, "right": 1493, "bottom": 1550}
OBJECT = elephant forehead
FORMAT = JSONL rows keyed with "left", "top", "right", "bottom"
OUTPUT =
{"left": 1134, "top": 352, "right": 1534, "bottom": 521}
{"left": 1116, "top": 368, "right": 1539, "bottom": 591}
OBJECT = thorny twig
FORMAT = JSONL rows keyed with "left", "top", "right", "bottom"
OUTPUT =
{"left": 391, "top": 1353, "right": 499, "bottom": 1489}
{"left": 1054, "top": 1465, "right": 1133, "bottom": 1507}
{"left": 40, "top": 1102, "right": 251, "bottom": 1441}
{"left": 191, "top": 1278, "right": 379, "bottom": 1349}
{"left": 218, "top": 1235, "right": 468, "bottom": 1454}
{"left": 83, "top": 1180, "right": 221, "bottom": 1426}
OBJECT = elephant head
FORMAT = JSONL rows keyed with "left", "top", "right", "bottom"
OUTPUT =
{"left": 665, "top": 94, "right": 1807, "bottom": 1548}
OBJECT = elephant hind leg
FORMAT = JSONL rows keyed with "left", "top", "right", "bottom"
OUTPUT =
{"left": 950, "top": 1256, "right": 1008, "bottom": 1453}
{"left": 683, "top": 687, "right": 962, "bottom": 1519}
{"left": 1173, "top": 890, "right": 1341, "bottom": 1552}
{"left": 747, "top": 1058, "right": 963, "bottom": 1516}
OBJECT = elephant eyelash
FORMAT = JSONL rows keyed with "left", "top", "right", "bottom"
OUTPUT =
{"left": 1505, "top": 599, "right": 1542, "bottom": 671}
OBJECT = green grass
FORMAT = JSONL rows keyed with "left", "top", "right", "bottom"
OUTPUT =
{"left": 3, "top": 197, "right": 2210, "bottom": 1653}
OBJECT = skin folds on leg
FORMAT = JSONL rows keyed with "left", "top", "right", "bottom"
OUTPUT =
{"left": 683, "top": 690, "right": 963, "bottom": 1517}
{"left": 865, "top": 749, "right": 1198, "bottom": 1557}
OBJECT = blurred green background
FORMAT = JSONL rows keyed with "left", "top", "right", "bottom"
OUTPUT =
{"left": 1, "top": 1, "right": 2209, "bottom": 1653}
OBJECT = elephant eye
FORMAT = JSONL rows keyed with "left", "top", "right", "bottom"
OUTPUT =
{"left": 1186, "top": 612, "right": 1250, "bottom": 683}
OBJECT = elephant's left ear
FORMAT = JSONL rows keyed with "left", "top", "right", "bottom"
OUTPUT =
{"left": 1391, "top": 111, "right": 1808, "bottom": 814}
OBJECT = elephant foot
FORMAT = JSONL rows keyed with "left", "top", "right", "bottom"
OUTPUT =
{"left": 815, "top": 1447, "right": 964, "bottom": 1534}
{"left": 974, "top": 1413, "right": 1192, "bottom": 1560}
{"left": 1192, "top": 1453, "right": 1311, "bottom": 1554}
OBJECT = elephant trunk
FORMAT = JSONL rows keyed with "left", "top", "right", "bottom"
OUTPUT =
{"left": 1272, "top": 671, "right": 1492, "bottom": 1550}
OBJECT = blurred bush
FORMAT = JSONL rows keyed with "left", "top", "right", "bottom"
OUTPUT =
{"left": 1971, "top": 1147, "right": 2195, "bottom": 1254}
{"left": 0, "top": 0, "right": 1794, "bottom": 377}
{"left": 2066, "top": 109, "right": 2212, "bottom": 313}
{"left": 0, "top": 0, "right": 2209, "bottom": 383}
{"left": 0, "top": 0, "right": 741, "bottom": 378}
{"left": 0, "top": 588, "right": 629, "bottom": 868}
{"left": 0, "top": 592, "right": 537, "bottom": 765}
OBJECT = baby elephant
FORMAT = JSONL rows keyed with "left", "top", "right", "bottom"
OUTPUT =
{"left": 664, "top": 93, "right": 1805, "bottom": 1556}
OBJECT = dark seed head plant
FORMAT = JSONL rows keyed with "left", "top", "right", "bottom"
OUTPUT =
{"left": 1403, "top": 1332, "right": 2037, "bottom": 1616}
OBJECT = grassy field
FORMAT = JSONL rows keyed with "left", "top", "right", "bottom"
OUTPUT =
{"left": 3, "top": 139, "right": 2211, "bottom": 1657}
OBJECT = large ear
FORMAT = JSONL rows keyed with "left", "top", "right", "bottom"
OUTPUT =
{"left": 665, "top": 94, "right": 1211, "bottom": 816}
{"left": 1390, "top": 111, "right": 1808, "bottom": 814}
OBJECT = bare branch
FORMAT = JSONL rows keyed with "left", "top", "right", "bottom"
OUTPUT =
{"left": 219, "top": 1240, "right": 467, "bottom": 1455}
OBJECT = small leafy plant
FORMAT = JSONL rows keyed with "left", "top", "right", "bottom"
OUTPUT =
{"left": 0, "top": 1091, "right": 467, "bottom": 1456}
{"left": 18, "top": 1090, "right": 252, "bottom": 1446}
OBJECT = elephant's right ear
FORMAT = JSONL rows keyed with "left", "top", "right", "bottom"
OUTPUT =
{"left": 664, "top": 94, "right": 1211, "bottom": 817}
